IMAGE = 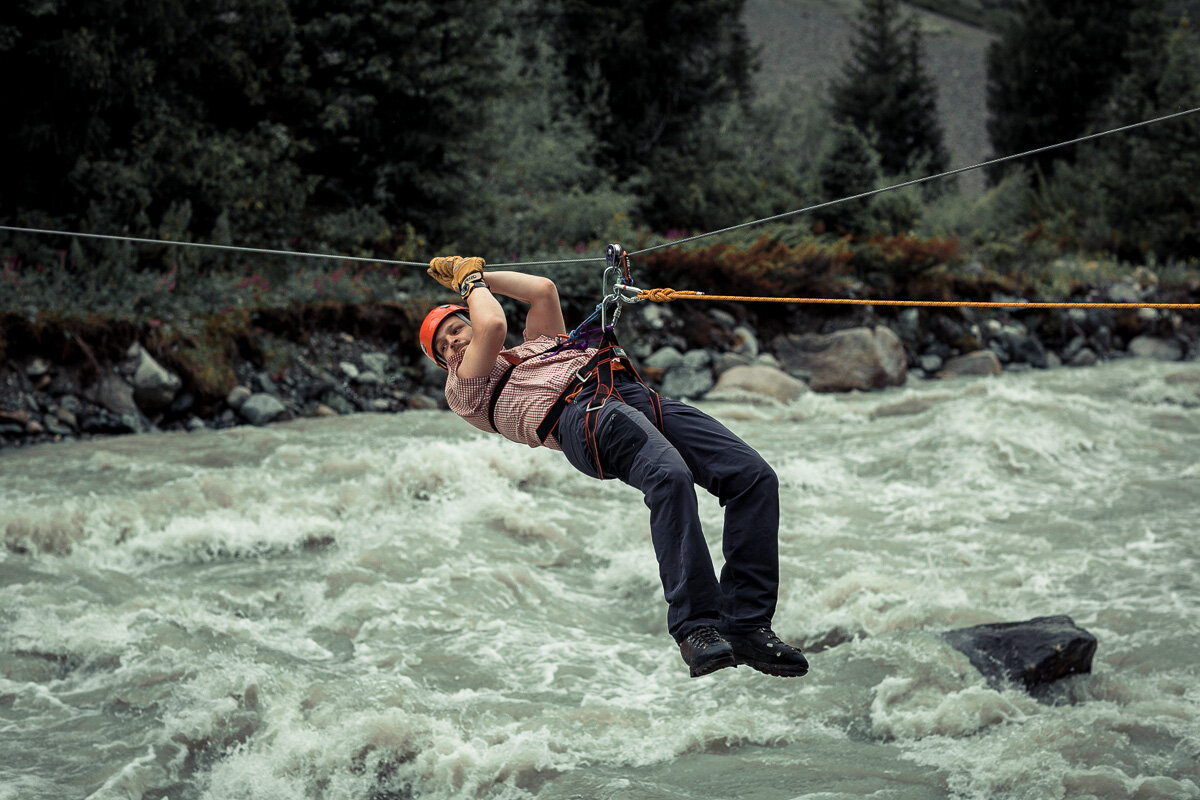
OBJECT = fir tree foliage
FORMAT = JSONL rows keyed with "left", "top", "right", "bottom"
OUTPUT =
{"left": 816, "top": 123, "right": 883, "bottom": 236}
{"left": 552, "top": 0, "right": 757, "bottom": 229}
{"left": 828, "top": 0, "right": 949, "bottom": 181}
{"left": 0, "top": 0, "right": 503, "bottom": 272}
{"left": 1087, "top": 11, "right": 1200, "bottom": 259}
{"left": 441, "top": 0, "right": 637, "bottom": 262}
{"left": 984, "top": 0, "right": 1142, "bottom": 183}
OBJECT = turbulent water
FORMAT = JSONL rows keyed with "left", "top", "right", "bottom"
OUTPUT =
{"left": 2, "top": 358, "right": 1199, "bottom": 800}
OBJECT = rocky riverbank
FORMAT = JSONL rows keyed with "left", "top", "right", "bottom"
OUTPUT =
{"left": 2, "top": 277, "right": 1198, "bottom": 450}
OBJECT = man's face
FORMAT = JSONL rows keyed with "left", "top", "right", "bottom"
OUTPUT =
{"left": 433, "top": 315, "right": 472, "bottom": 364}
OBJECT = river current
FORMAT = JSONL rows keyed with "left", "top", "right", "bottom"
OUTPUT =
{"left": 2, "top": 358, "right": 1199, "bottom": 800}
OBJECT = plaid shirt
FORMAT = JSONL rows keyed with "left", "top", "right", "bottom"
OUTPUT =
{"left": 444, "top": 335, "right": 595, "bottom": 450}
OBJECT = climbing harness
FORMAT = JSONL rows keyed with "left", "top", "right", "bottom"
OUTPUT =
{"left": 521, "top": 245, "right": 663, "bottom": 470}
{"left": 459, "top": 245, "right": 656, "bottom": 438}
{"left": 549, "top": 246, "right": 662, "bottom": 476}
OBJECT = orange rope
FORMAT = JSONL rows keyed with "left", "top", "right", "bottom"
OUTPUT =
{"left": 636, "top": 287, "right": 1200, "bottom": 310}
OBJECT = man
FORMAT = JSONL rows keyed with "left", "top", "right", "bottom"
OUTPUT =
{"left": 420, "top": 255, "right": 808, "bottom": 679}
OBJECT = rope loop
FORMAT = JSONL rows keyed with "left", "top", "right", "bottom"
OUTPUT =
{"left": 637, "top": 287, "right": 702, "bottom": 302}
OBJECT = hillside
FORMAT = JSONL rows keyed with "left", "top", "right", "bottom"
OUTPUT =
{"left": 743, "top": 0, "right": 994, "bottom": 195}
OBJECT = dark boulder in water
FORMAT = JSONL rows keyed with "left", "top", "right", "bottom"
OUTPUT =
{"left": 943, "top": 615, "right": 1097, "bottom": 696}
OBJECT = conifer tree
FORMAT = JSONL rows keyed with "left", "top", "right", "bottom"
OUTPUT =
{"left": 816, "top": 123, "right": 883, "bottom": 236}
{"left": 985, "top": 0, "right": 1140, "bottom": 183}
{"left": 828, "top": 0, "right": 949, "bottom": 180}
{"left": 1089, "top": 9, "right": 1200, "bottom": 259}
{"left": 551, "top": 0, "right": 756, "bottom": 228}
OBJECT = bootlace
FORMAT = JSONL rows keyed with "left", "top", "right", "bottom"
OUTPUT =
{"left": 688, "top": 626, "right": 723, "bottom": 647}
{"left": 757, "top": 627, "right": 793, "bottom": 650}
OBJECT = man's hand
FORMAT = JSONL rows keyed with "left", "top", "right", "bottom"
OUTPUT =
{"left": 427, "top": 256, "right": 485, "bottom": 293}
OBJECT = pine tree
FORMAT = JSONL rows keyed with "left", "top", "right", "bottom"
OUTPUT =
{"left": 0, "top": 0, "right": 310, "bottom": 270}
{"left": 816, "top": 123, "right": 883, "bottom": 236}
{"left": 287, "top": 0, "right": 504, "bottom": 244}
{"left": 551, "top": 0, "right": 756, "bottom": 229}
{"left": 985, "top": 0, "right": 1141, "bottom": 183}
{"left": 1090, "top": 10, "right": 1200, "bottom": 259}
{"left": 828, "top": 0, "right": 949, "bottom": 181}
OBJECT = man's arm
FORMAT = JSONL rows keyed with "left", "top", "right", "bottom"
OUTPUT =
{"left": 484, "top": 271, "right": 567, "bottom": 340}
{"left": 457, "top": 286, "right": 508, "bottom": 379}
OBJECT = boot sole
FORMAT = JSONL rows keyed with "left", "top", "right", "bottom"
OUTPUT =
{"left": 738, "top": 659, "right": 809, "bottom": 678}
{"left": 688, "top": 652, "right": 737, "bottom": 678}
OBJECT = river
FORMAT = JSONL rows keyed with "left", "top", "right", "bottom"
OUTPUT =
{"left": 2, "top": 358, "right": 1199, "bottom": 800}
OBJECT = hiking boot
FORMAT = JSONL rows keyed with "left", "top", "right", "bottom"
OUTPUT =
{"left": 724, "top": 627, "right": 809, "bottom": 677}
{"left": 678, "top": 625, "right": 737, "bottom": 677}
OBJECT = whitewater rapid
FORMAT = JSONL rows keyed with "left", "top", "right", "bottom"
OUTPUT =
{"left": 2, "top": 358, "right": 1198, "bottom": 800}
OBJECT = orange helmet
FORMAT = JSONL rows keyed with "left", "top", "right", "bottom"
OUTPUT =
{"left": 419, "top": 304, "right": 469, "bottom": 369}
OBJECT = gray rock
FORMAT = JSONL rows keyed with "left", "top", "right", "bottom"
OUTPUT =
{"left": 645, "top": 346, "right": 685, "bottom": 371}
{"left": 708, "top": 365, "right": 810, "bottom": 404}
{"left": 731, "top": 325, "right": 759, "bottom": 358}
{"left": 1106, "top": 280, "right": 1142, "bottom": 304}
{"left": 938, "top": 350, "right": 1002, "bottom": 378}
{"left": 894, "top": 307, "right": 921, "bottom": 343}
{"left": 253, "top": 371, "right": 281, "bottom": 397}
{"left": 130, "top": 345, "right": 182, "bottom": 412}
{"left": 713, "top": 352, "right": 753, "bottom": 376}
{"left": 86, "top": 374, "right": 140, "bottom": 417}
{"left": 226, "top": 385, "right": 253, "bottom": 410}
{"left": 186, "top": 417, "right": 207, "bottom": 431}
{"left": 322, "top": 392, "right": 356, "bottom": 415}
{"left": 1068, "top": 347, "right": 1098, "bottom": 367}
{"left": 356, "top": 371, "right": 383, "bottom": 387}
{"left": 238, "top": 393, "right": 286, "bottom": 426}
{"left": 943, "top": 615, "right": 1097, "bottom": 697}
{"left": 1062, "top": 335, "right": 1086, "bottom": 362}
{"left": 773, "top": 326, "right": 907, "bottom": 392}
{"left": 1012, "top": 336, "right": 1049, "bottom": 368}
{"left": 59, "top": 395, "right": 83, "bottom": 415}
{"left": 25, "top": 358, "right": 51, "bottom": 379}
{"left": 54, "top": 406, "right": 78, "bottom": 430}
{"left": 361, "top": 352, "right": 390, "bottom": 375}
{"left": 919, "top": 353, "right": 944, "bottom": 373}
{"left": 661, "top": 365, "right": 714, "bottom": 399}
{"left": 339, "top": 361, "right": 360, "bottom": 379}
{"left": 708, "top": 308, "right": 737, "bottom": 328}
{"left": 754, "top": 353, "right": 781, "bottom": 369}
{"left": 170, "top": 392, "right": 194, "bottom": 414}
{"left": 1128, "top": 335, "right": 1182, "bottom": 362}
{"left": 641, "top": 304, "right": 669, "bottom": 330}
{"left": 871, "top": 397, "right": 940, "bottom": 418}
{"left": 1164, "top": 369, "right": 1200, "bottom": 386}
{"left": 407, "top": 393, "right": 440, "bottom": 410}
{"left": 681, "top": 349, "right": 712, "bottom": 369}
{"left": 370, "top": 398, "right": 392, "bottom": 412}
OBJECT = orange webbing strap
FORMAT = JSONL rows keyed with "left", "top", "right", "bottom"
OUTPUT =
{"left": 636, "top": 287, "right": 1200, "bottom": 310}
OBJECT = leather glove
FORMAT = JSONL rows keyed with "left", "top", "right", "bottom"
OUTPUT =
{"left": 427, "top": 256, "right": 485, "bottom": 293}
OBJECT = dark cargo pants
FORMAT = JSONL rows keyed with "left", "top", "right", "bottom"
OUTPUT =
{"left": 558, "top": 377, "right": 780, "bottom": 642}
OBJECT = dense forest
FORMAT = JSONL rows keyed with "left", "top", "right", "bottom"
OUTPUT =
{"left": 1, "top": 0, "right": 1199, "bottom": 324}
